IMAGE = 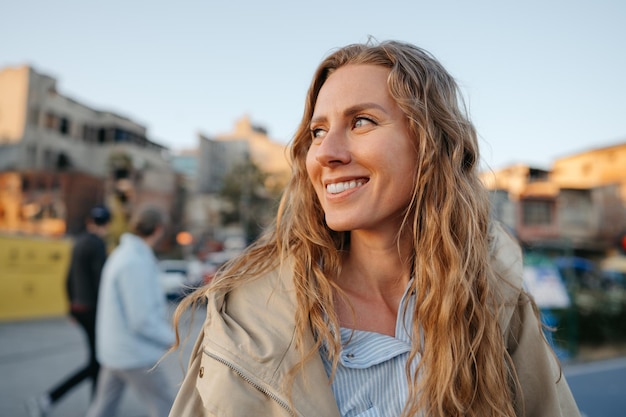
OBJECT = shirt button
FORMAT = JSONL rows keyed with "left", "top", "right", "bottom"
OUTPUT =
{"left": 199, "top": 366, "right": 204, "bottom": 378}
{"left": 346, "top": 353, "right": 355, "bottom": 359}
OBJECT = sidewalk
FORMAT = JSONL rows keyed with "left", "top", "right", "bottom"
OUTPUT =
{"left": 0, "top": 302, "right": 203, "bottom": 417}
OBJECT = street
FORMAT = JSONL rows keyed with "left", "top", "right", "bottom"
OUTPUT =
{"left": 1, "top": 303, "right": 625, "bottom": 417}
{"left": 566, "top": 356, "right": 626, "bottom": 417}
{"left": 0, "top": 302, "right": 202, "bottom": 417}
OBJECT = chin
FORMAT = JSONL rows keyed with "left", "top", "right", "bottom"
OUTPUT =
{"left": 327, "top": 225, "right": 350, "bottom": 233}
{"left": 324, "top": 218, "right": 354, "bottom": 232}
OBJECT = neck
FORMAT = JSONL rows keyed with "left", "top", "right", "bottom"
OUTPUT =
{"left": 332, "top": 231, "right": 413, "bottom": 335}
{"left": 141, "top": 234, "right": 156, "bottom": 249}
{"left": 339, "top": 230, "right": 412, "bottom": 297}
{"left": 137, "top": 226, "right": 161, "bottom": 249}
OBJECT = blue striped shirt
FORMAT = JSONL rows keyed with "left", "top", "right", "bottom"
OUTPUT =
{"left": 320, "top": 284, "right": 419, "bottom": 417}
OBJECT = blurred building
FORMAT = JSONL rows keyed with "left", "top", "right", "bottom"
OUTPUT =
{"left": 170, "top": 148, "right": 199, "bottom": 191}
{"left": 213, "top": 115, "right": 291, "bottom": 191}
{"left": 174, "top": 116, "right": 290, "bottom": 250}
{"left": 0, "top": 64, "right": 177, "bottom": 238}
{"left": 481, "top": 141, "right": 626, "bottom": 257}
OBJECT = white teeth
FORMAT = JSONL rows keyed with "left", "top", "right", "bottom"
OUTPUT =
{"left": 326, "top": 180, "right": 364, "bottom": 194}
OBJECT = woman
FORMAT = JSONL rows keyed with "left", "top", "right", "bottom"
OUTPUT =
{"left": 168, "top": 40, "right": 580, "bottom": 417}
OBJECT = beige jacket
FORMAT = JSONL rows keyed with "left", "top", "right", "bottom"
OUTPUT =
{"left": 169, "top": 224, "right": 581, "bottom": 417}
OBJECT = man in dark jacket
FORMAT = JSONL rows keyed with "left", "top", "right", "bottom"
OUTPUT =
{"left": 26, "top": 205, "right": 111, "bottom": 417}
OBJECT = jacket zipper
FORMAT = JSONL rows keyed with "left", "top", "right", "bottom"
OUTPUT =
{"left": 204, "top": 349, "right": 295, "bottom": 416}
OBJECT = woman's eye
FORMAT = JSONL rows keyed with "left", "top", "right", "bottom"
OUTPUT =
{"left": 310, "top": 128, "right": 326, "bottom": 139}
{"left": 354, "top": 117, "right": 375, "bottom": 129}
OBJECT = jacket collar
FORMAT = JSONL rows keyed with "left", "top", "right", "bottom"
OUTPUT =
{"left": 202, "top": 260, "right": 341, "bottom": 417}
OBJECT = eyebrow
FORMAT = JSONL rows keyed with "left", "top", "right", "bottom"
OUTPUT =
{"left": 310, "top": 102, "right": 389, "bottom": 125}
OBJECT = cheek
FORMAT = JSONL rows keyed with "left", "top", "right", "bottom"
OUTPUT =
{"left": 305, "top": 152, "right": 326, "bottom": 202}
{"left": 305, "top": 150, "right": 318, "bottom": 181}
{"left": 388, "top": 144, "right": 417, "bottom": 194}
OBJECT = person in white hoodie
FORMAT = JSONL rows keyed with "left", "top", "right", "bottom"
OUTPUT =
{"left": 86, "top": 205, "right": 174, "bottom": 417}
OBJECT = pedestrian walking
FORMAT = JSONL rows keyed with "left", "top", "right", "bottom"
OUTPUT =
{"left": 167, "top": 40, "right": 581, "bottom": 416}
{"left": 26, "top": 204, "right": 111, "bottom": 417}
{"left": 85, "top": 205, "right": 174, "bottom": 417}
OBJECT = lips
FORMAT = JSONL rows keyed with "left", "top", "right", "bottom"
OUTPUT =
{"left": 326, "top": 179, "right": 367, "bottom": 194}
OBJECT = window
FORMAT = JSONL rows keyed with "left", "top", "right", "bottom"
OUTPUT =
{"left": 114, "top": 128, "right": 129, "bottom": 142}
{"left": 528, "top": 168, "right": 549, "bottom": 183}
{"left": 59, "top": 117, "right": 70, "bottom": 135}
{"left": 522, "top": 200, "right": 552, "bottom": 226}
{"left": 559, "top": 190, "right": 591, "bottom": 227}
{"left": 57, "top": 153, "right": 71, "bottom": 170}
{"left": 44, "top": 112, "right": 57, "bottom": 129}
{"left": 21, "top": 176, "right": 30, "bottom": 192}
{"left": 98, "top": 128, "right": 107, "bottom": 144}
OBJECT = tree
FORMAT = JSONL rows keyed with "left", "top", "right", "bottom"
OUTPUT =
{"left": 219, "top": 160, "right": 283, "bottom": 243}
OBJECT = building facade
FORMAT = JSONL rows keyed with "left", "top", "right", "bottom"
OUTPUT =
{"left": 481, "top": 142, "right": 626, "bottom": 257}
{"left": 174, "top": 116, "right": 290, "bottom": 248}
{"left": 214, "top": 115, "right": 291, "bottom": 189}
{"left": 0, "top": 64, "right": 176, "bottom": 237}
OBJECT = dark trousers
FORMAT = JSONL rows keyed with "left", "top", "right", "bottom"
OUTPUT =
{"left": 48, "top": 309, "right": 100, "bottom": 403}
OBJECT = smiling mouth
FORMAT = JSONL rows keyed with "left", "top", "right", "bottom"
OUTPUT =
{"left": 326, "top": 179, "right": 367, "bottom": 194}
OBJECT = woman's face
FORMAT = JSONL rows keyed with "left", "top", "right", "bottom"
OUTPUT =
{"left": 306, "top": 64, "right": 417, "bottom": 234}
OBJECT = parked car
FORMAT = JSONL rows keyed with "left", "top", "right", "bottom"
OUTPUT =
{"left": 523, "top": 262, "right": 571, "bottom": 309}
{"left": 158, "top": 259, "right": 199, "bottom": 300}
{"left": 201, "top": 260, "right": 219, "bottom": 285}
{"left": 554, "top": 256, "right": 603, "bottom": 290}
{"left": 556, "top": 256, "right": 625, "bottom": 290}
{"left": 600, "top": 254, "right": 626, "bottom": 289}
{"left": 199, "top": 250, "right": 243, "bottom": 284}
{"left": 522, "top": 257, "right": 574, "bottom": 360}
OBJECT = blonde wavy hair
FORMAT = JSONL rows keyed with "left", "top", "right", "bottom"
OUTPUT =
{"left": 172, "top": 40, "right": 519, "bottom": 417}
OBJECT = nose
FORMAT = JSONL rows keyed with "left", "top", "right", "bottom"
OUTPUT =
{"left": 314, "top": 128, "right": 351, "bottom": 167}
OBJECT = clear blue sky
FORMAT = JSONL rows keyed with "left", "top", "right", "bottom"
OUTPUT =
{"left": 2, "top": 0, "right": 625, "bottom": 170}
